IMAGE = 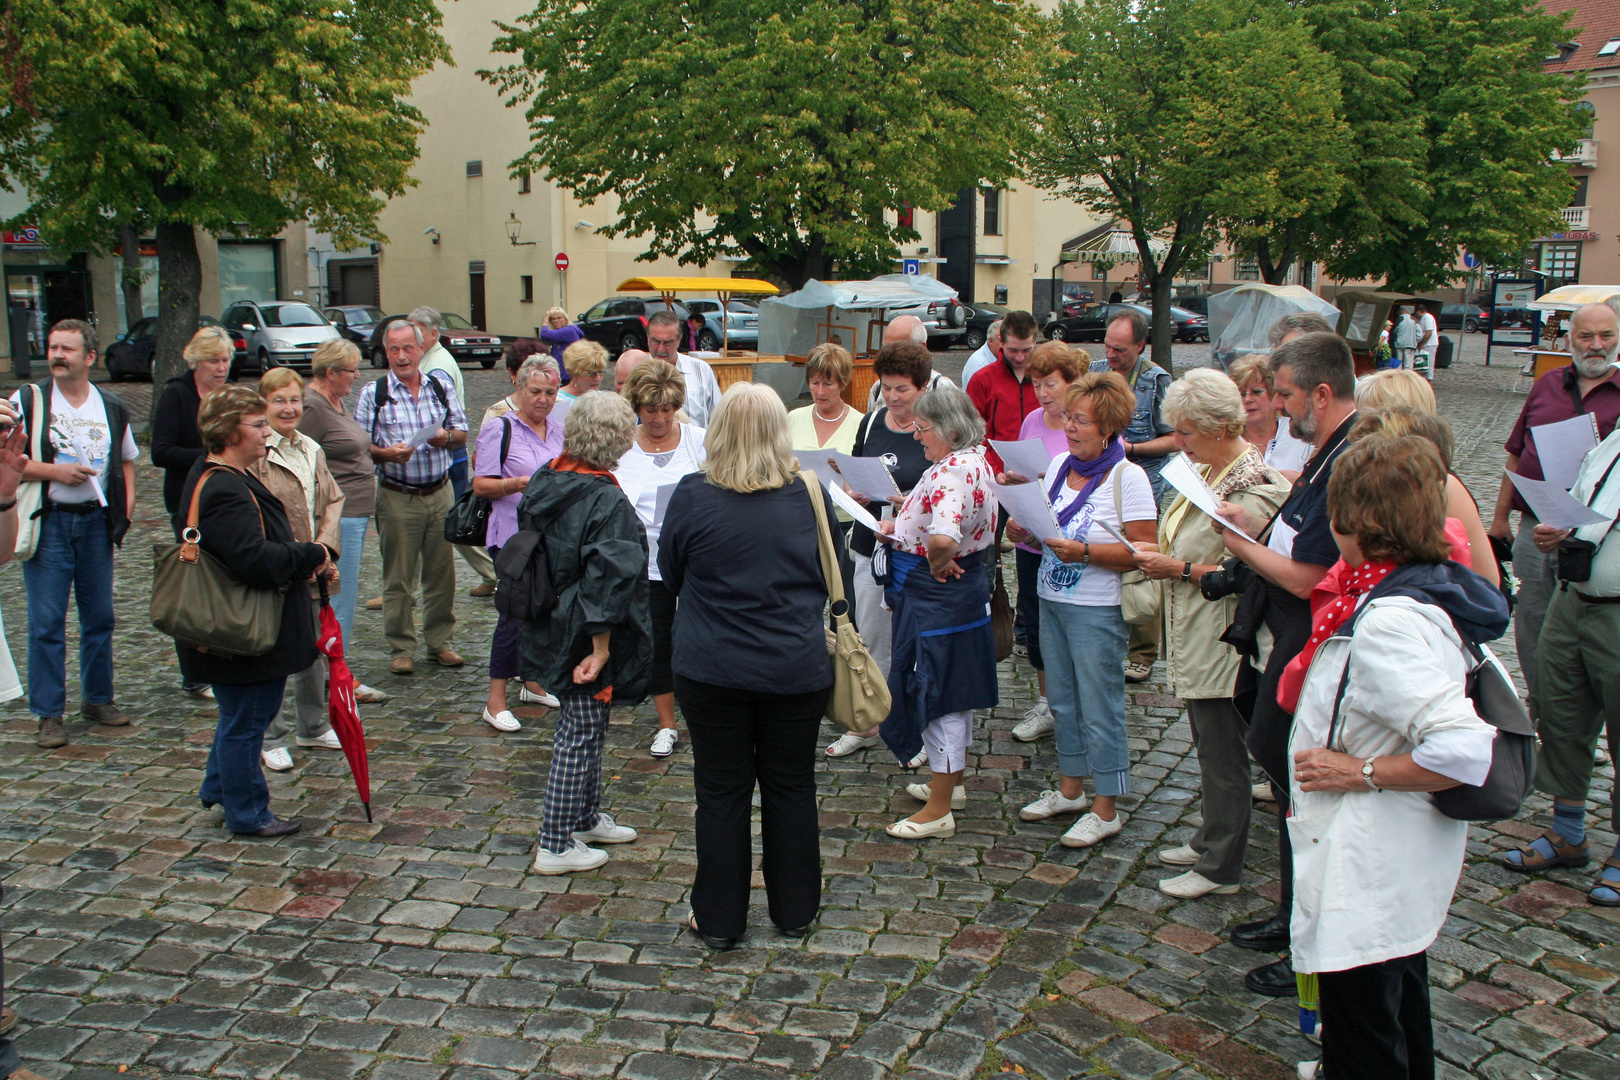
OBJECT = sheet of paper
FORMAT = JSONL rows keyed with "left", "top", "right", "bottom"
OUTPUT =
{"left": 652, "top": 483, "right": 678, "bottom": 528}
{"left": 404, "top": 422, "right": 443, "bottom": 450}
{"left": 1506, "top": 470, "right": 1614, "bottom": 529}
{"left": 822, "top": 450, "right": 900, "bottom": 501}
{"left": 70, "top": 439, "right": 107, "bottom": 507}
{"left": 991, "top": 439, "right": 1057, "bottom": 482}
{"left": 1531, "top": 413, "right": 1599, "bottom": 490}
{"left": 1097, "top": 517, "right": 1138, "bottom": 553}
{"left": 819, "top": 475, "right": 884, "bottom": 533}
{"left": 990, "top": 479, "right": 1064, "bottom": 543}
{"left": 1160, "top": 453, "right": 1256, "bottom": 542}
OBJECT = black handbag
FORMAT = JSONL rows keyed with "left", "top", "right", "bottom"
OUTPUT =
{"left": 444, "top": 417, "right": 513, "bottom": 546}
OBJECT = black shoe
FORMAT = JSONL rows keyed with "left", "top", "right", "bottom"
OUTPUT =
{"left": 200, "top": 800, "right": 217, "bottom": 811}
{"left": 1231, "top": 911, "right": 1290, "bottom": 952}
{"left": 778, "top": 925, "right": 810, "bottom": 939}
{"left": 685, "top": 914, "right": 738, "bottom": 951}
{"left": 1245, "top": 958, "right": 1296, "bottom": 997}
{"left": 235, "top": 816, "right": 302, "bottom": 838}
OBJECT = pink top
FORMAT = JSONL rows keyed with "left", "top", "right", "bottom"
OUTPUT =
{"left": 1013, "top": 407, "right": 1072, "bottom": 553}
{"left": 891, "top": 448, "right": 996, "bottom": 558}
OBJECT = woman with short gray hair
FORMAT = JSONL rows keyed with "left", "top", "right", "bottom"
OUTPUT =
{"left": 912, "top": 382, "right": 987, "bottom": 451}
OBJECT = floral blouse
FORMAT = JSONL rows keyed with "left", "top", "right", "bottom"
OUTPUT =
{"left": 891, "top": 449, "right": 995, "bottom": 558}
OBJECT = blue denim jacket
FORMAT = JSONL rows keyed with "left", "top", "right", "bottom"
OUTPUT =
{"left": 1090, "top": 357, "right": 1172, "bottom": 499}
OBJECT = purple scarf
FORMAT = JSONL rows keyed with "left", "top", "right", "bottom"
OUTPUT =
{"left": 1048, "top": 438, "right": 1127, "bottom": 529}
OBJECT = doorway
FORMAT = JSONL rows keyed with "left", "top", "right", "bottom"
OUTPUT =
{"left": 6, "top": 265, "right": 93, "bottom": 366}
{"left": 469, "top": 264, "right": 487, "bottom": 330}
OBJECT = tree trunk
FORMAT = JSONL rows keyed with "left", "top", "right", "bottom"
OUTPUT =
{"left": 117, "top": 223, "right": 146, "bottom": 331}
{"left": 151, "top": 222, "right": 201, "bottom": 422}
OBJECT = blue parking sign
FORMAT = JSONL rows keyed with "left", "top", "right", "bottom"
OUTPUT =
{"left": 902, "top": 258, "right": 920, "bottom": 276}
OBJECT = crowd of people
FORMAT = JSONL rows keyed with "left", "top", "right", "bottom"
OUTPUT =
{"left": 5, "top": 297, "right": 1620, "bottom": 1080}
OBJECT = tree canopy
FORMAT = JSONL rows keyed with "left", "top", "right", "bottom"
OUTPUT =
{"left": 484, "top": 0, "right": 1042, "bottom": 290}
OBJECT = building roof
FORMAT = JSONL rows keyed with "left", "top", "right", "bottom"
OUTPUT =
{"left": 1543, "top": 0, "right": 1620, "bottom": 73}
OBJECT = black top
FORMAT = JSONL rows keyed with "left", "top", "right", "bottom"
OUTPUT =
{"left": 847, "top": 407, "right": 931, "bottom": 557}
{"left": 1273, "top": 413, "right": 1356, "bottom": 570}
{"left": 150, "top": 375, "right": 206, "bottom": 519}
{"left": 175, "top": 460, "right": 328, "bottom": 685}
{"left": 659, "top": 473, "right": 840, "bottom": 694}
{"left": 17, "top": 380, "right": 133, "bottom": 547}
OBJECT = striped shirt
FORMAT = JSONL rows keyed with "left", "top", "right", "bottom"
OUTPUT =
{"left": 353, "top": 369, "right": 466, "bottom": 487}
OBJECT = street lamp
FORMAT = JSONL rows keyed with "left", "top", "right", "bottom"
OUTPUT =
{"left": 506, "top": 213, "right": 537, "bottom": 246}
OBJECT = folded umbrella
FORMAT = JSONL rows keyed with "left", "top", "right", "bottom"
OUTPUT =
{"left": 316, "top": 580, "right": 372, "bottom": 822}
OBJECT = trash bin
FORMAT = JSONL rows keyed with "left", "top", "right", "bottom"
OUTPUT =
{"left": 1434, "top": 336, "right": 1454, "bottom": 370}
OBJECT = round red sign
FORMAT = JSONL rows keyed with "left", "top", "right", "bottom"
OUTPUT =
{"left": 554, "top": 252, "right": 570, "bottom": 272}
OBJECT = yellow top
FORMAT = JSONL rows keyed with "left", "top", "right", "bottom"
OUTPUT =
{"left": 615, "top": 276, "right": 780, "bottom": 296}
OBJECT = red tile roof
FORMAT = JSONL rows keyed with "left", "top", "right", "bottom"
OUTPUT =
{"left": 1543, "top": 0, "right": 1620, "bottom": 72}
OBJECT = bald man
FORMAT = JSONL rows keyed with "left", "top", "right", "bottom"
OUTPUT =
{"left": 615, "top": 349, "right": 653, "bottom": 394}
{"left": 866, "top": 315, "right": 955, "bottom": 407}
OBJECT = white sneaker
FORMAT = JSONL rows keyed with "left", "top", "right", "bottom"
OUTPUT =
{"left": 1158, "top": 869, "right": 1239, "bottom": 898}
{"left": 295, "top": 729, "right": 342, "bottom": 750}
{"left": 906, "top": 781, "right": 966, "bottom": 809}
{"left": 482, "top": 708, "right": 521, "bottom": 732}
{"left": 1060, "top": 811, "right": 1126, "bottom": 849}
{"left": 354, "top": 684, "right": 388, "bottom": 704}
{"left": 1297, "top": 1061, "right": 1320, "bottom": 1080}
{"left": 1157, "top": 844, "right": 1200, "bottom": 866}
{"left": 826, "top": 732, "right": 881, "bottom": 757}
{"left": 1253, "top": 781, "right": 1276, "bottom": 801}
{"left": 519, "top": 686, "right": 560, "bottom": 708}
{"left": 186, "top": 684, "right": 216, "bottom": 700}
{"left": 650, "top": 728, "right": 679, "bottom": 757}
{"left": 261, "top": 747, "right": 294, "bottom": 772}
{"left": 573, "top": 813, "right": 637, "bottom": 844}
{"left": 1012, "top": 700, "right": 1054, "bottom": 742}
{"left": 905, "top": 747, "right": 929, "bottom": 770}
{"left": 532, "top": 840, "right": 609, "bottom": 875}
{"left": 1019, "top": 790, "right": 1089, "bottom": 821}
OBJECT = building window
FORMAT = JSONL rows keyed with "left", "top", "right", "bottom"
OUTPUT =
{"left": 982, "top": 188, "right": 1002, "bottom": 236}
{"left": 519, "top": 170, "right": 532, "bottom": 194}
{"left": 1235, "top": 258, "right": 1261, "bottom": 281}
{"left": 520, "top": 275, "right": 534, "bottom": 303}
{"left": 1571, "top": 175, "right": 1589, "bottom": 206}
{"left": 897, "top": 202, "right": 914, "bottom": 230}
{"left": 218, "top": 241, "right": 279, "bottom": 307}
{"left": 1537, "top": 241, "right": 1581, "bottom": 287}
{"left": 1183, "top": 260, "right": 1211, "bottom": 280}
{"left": 466, "top": 160, "right": 483, "bottom": 178}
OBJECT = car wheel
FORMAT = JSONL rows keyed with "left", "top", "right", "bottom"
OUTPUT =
{"left": 619, "top": 331, "right": 643, "bottom": 354}
{"left": 698, "top": 330, "right": 720, "bottom": 352}
{"left": 964, "top": 327, "right": 986, "bottom": 350}
{"left": 259, "top": 349, "right": 274, "bottom": 373}
{"left": 1465, "top": 318, "right": 1479, "bottom": 333}
{"left": 1046, "top": 324, "right": 1066, "bottom": 342}
{"left": 370, "top": 348, "right": 386, "bottom": 369}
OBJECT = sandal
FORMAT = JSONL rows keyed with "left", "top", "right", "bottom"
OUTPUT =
{"left": 1496, "top": 830, "right": 1590, "bottom": 872}
{"left": 685, "top": 913, "right": 738, "bottom": 951}
{"left": 1589, "top": 856, "right": 1620, "bottom": 908}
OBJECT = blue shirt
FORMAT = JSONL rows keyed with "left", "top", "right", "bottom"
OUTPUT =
{"left": 353, "top": 369, "right": 467, "bottom": 487}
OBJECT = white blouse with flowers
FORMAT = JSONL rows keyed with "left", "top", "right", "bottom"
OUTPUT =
{"left": 891, "top": 449, "right": 996, "bottom": 558}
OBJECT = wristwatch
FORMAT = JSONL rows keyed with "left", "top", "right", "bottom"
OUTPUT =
{"left": 1361, "top": 757, "right": 1381, "bottom": 791}
{"left": 1180, "top": 561, "right": 1193, "bottom": 581}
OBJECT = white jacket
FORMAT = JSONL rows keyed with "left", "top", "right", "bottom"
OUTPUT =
{"left": 1287, "top": 596, "right": 1495, "bottom": 974}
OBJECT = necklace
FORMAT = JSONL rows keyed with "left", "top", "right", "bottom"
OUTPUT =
{"left": 641, "top": 427, "right": 678, "bottom": 453}
{"left": 814, "top": 402, "right": 848, "bottom": 423}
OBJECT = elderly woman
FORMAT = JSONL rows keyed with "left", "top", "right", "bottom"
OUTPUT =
{"left": 1229, "top": 354, "right": 1311, "bottom": 479}
{"left": 826, "top": 341, "right": 936, "bottom": 761}
{"left": 1008, "top": 341, "right": 1082, "bottom": 743}
{"left": 1288, "top": 435, "right": 1505, "bottom": 1080}
{"left": 788, "top": 342, "right": 864, "bottom": 453}
{"left": 561, "top": 339, "right": 609, "bottom": 400}
{"left": 250, "top": 368, "right": 345, "bottom": 773}
{"left": 1355, "top": 368, "right": 1435, "bottom": 412}
{"left": 1128, "top": 369, "right": 1288, "bottom": 898}
{"left": 876, "top": 386, "right": 998, "bottom": 838}
{"left": 150, "top": 326, "right": 235, "bottom": 698}
{"left": 613, "top": 360, "right": 706, "bottom": 757}
{"left": 539, "top": 307, "right": 584, "bottom": 377}
{"left": 519, "top": 392, "right": 652, "bottom": 874}
{"left": 1006, "top": 372, "right": 1158, "bottom": 848}
{"left": 659, "top": 383, "right": 840, "bottom": 947}
{"left": 181, "top": 385, "right": 330, "bottom": 836}
{"left": 474, "top": 355, "right": 567, "bottom": 730}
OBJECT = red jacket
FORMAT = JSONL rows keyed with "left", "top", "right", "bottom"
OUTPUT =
{"left": 967, "top": 359, "right": 1039, "bottom": 472}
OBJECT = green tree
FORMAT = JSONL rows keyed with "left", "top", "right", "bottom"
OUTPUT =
{"left": 0, "top": 0, "right": 450, "bottom": 399}
{"left": 484, "top": 0, "right": 1041, "bottom": 290}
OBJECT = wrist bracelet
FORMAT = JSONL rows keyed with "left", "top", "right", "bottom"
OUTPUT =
{"left": 1180, "top": 560, "right": 1193, "bottom": 581}
{"left": 1081, "top": 542, "right": 1090, "bottom": 565}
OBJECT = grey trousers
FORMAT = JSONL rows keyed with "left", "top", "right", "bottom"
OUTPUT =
{"left": 263, "top": 659, "right": 331, "bottom": 751}
{"left": 850, "top": 550, "right": 893, "bottom": 680}
{"left": 1186, "top": 697, "right": 1252, "bottom": 885}
{"left": 1513, "top": 515, "right": 1559, "bottom": 709}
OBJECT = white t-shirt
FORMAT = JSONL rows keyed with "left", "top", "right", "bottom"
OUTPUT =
{"left": 1037, "top": 458, "right": 1157, "bottom": 607}
{"left": 1416, "top": 312, "right": 1439, "bottom": 357}
{"left": 11, "top": 386, "right": 141, "bottom": 503}
{"left": 1264, "top": 415, "right": 1313, "bottom": 474}
{"left": 612, "top": 424, "right": 706, "bottom": 581}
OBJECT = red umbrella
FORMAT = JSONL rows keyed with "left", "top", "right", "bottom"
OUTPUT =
{"left": 317, "top": 581, "right": 372, "bottom": 821}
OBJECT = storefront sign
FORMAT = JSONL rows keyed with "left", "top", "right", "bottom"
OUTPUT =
{"left": 1537, "top": 231, "right": 1599, "bottom": 241}
{"left": 2, "top": 226, "right": 45, "bottom": 250}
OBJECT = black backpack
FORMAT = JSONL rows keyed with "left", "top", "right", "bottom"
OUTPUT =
{"left": 369, "top": 371, "right": 452, "bottom": 444}
{"left": 493, "top": 485, "right": 593, "bottom": 622}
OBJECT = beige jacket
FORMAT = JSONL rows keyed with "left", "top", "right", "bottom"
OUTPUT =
{"left": 1160, "top": 448, "right": 1289, "bottom": 700}
{"left": 249, "top": 435, "right": 344, "bottom": 595}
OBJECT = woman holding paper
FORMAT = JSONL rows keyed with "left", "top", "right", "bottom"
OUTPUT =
{"left": 1005, "top": 372, "right": 1158, "bottom": 849}
{"left": 473, "top": 355, "right": 567, "bottom": 732}
{"left": 613, "top": 360, "right": 707, "bottom": 758}
{"left": 1127, "top": 370, "right": 1288, "bottom": 898}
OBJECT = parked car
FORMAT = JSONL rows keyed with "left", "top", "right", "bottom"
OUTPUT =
{"left": 683, "top": 299, "right": 760, "bottom": 350}
{"left": 1440, "top": 303, "right": 1487, "bottom": 333}
{"left": 1175, "top": 294, "right": 1210, "bottom": 318}
{"left": 104, "top": 315, "right": 230, "bottom": 382}
{"left": 365, "top": 312, "right": 503, "bottom": 369}
{"left": 218, "top": 302, "right": 338, "bottom": 378}
{"left": 1043, "top": 301, "right": 1207, "bottom": 344}
{"left": 883, "top": 295, "right": 966, "bottom": 349}
{"left": 961, "top": 302, "right": 1010, "bottom": 351}
{"left": 324, "top": 305, "right": 387, "bottom": 348}
{"left": 576, "top": 296, "right": 692, "bottom": 355}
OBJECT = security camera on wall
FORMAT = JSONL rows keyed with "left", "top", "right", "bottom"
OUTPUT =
{"left": 576, "top": 219, "right": 595, "bottom": 230}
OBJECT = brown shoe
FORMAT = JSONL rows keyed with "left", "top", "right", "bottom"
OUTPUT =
{"left": 82, "top": 702, "right": 132, "bottom": 727}
{"left": 365, "top": 595, "right": 384, "bottom": 610}
{"left": 390, "top": 656, "right": 415, "bottom": 675}
{"left": 431, "top": 648, "right": 465, "bottom": 667}
{"left": 2, "top": 1004, "right": 17, "bottom": 1034}
{"left": 10, "top": 1069, "right": 50, "bottom": 1080}
{"left": 469, "top": 580, "right": 497, "bottom": 597}
{"left": 36, "top": 717, "right": 66, "bottom": 748}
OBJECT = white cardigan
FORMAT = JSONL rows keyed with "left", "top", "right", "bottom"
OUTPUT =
{"left": 1287, "top": 596, "right": 1495, "bottom": 974}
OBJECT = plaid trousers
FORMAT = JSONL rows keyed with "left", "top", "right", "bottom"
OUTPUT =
{"left": 539, "top": 691, "right": 611, "bottom": 854}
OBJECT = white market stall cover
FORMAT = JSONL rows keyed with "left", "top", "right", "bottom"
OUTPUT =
{"left": 758, "top": 274, "right": 959, "bottom": 356}
{"left": 1208, "top": 283, "right": 1340, "bottom": 366}
{"left": 1526, "top": 284, "right": 1620, "bottom": 312}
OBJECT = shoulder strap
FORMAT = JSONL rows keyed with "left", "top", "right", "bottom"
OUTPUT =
{"left": 856, "top": 407, "right": 881, "bottom": 451}
{"left": 801, "top": 470, "right": 851, "bottom": 623}
{"left": 180, "top": 466, "right": 266, "bottom": 561}
{"left": 369, "top": 375, "right": 390, "bottom": 443}
{"left": 1111, "top": 460, "right": 1124, "bottom": 525}
{"left": 499, "top": 416, "right": 514, "bottom": 467}
{"left": 1566, "top": 366, "right": 1587, "bottom": 416}
{"left": 423, "top": 369, "right": 452, "bottom": 417}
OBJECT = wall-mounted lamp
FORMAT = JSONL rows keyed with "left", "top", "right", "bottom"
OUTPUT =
{"left": 506, "top": 213, "right": 537, "bottom": 246}
{"left": 423, "top": 226, "right": 440, "bottom": 245}
{"left": 575, "top": 219, "right": 596, "bottom": 231}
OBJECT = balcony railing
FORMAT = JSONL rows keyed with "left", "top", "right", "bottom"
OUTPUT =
{"left": 1560, "top": 205, "right": 1591, "bottom": 229}
{"left": 1552, "top": 138, "right": 1598, "bottom": 167}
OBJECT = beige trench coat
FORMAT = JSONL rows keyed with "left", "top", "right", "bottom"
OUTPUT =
{"left": 249, "top": 435, "right": 344, "bottom": 597}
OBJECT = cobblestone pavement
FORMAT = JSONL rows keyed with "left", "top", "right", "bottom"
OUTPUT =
{"left": 0, "top": 341, "right": 1615, "bottom": 1080}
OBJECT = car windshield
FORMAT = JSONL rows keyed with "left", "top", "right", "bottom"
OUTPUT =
{"left": 354, "top": 307, "right": 385, "bottom": 324}
{"left": 1170, "top": 307, "right": 1200, "bottom": 318}
{"left": 440, "top": 313, "right": 476, "bottom": 330}
{"left": 262, "top": 304, "right": 326, "bottom": 327}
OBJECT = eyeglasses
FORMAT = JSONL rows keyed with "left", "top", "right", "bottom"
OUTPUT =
{"left": 912, "top": 421, "right": 935, "bottom": 434}
{"left": 1239, "top": 387, "right": 1270, "bottom": 399}
{"left": 1060, "top": 412, "right": 1096, "bottom": 428}
{"left": 241, "top": 419, "right": 271, "bottom": 431}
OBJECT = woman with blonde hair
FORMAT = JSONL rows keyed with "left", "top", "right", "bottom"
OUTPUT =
{"left": 539, "top": 305, "right": 585, "bottom": 375}
{"left": 659, "top": 382, "right": 840, "bottom": 947}
{"left": 788, "top": 342, "right": 864, "bottom": 453}
{"left": 561, "top": 339, "right": 608, "bottom": 399}
{"left": 1354, "top": 368, "right": 1437, "bottom": 413}
{"left": 1228, "top": 353, "right": 1310, "bottom": 478}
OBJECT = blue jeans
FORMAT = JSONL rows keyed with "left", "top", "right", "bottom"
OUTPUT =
{"left": 201, "top": 679, "right": 287, "bottom": 833}
{"left": 333, "top": 515, "right": 369, "bottom": 654}
{"left": 22, "top": 509, "right": 115, "bottom": 718}
{"left": 1039, "top": 599, "right": 1130, "bottom": 796}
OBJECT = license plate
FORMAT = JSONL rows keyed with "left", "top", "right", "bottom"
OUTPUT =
{"left": 743, "top": 320, "right": 757, "bottom": 327}
{"left": 472, "top": 348, "right": 495, "bottom": 355}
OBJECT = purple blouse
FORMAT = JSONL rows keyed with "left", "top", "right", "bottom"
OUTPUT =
{"left": 476, "top": 410, "right": 566, "bottom": 550}
{"left": 1014, "top": 407, "right": 1073, "bottom": 554}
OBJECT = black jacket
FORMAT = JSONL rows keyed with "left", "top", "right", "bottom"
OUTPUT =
{"left": 517, "top": 465, "right": 652, "bottom": 704}
{"left": 151, "top": 375, "right": 206, "bottom": 518}
{"left": 17, "top": 379, "right": 132, "bottom": 547}
{"left": 175, "top": 459, "right": 328, "bottom": 685}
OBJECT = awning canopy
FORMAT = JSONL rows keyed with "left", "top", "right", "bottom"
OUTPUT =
{"left": 1527, "top": 284, "right": 1620, "bottom": 312}
{"left": 615, "top": 276, "right": 780, "bottom": 297}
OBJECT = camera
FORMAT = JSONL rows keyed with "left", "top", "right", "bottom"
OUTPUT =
{"left": 1557, "top": 537, "right": 1597, "bottom": 584}
{"left": 1199, "top": 557, "right": 1255, "bottom": 601}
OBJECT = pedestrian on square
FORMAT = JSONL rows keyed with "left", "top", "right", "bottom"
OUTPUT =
{"left": 1005, "top": 372, "right": 1158, "bottom": 848}
{"left": 11, "top": 320, "right": 138, "bottom": 749}
{"left": 518, "top": 392, "right": 651, "bottom": 874}
{"left": 183, "top": 385, "right": 330, "bottom": 837}
{"left": 475, "top": 355, "right": 567, "bottom": 731}
{"left": 560, "top": 339, "right": 608, "bottom": 400}
{"left": 966, "top": 309, "right": 1039, "bottom": 475}
{"left": 355, "top": 318, "right": 467, "bottom": 675}
{"left": 613, "top": 360, "right": 706, "bottom": 758}
{"left": 959, "top": 320, "right": 1003, "bottom": 389}
{"left": 1228, "top": 354, "right": 1311, "bottom": 479}
{"left": 150, "top": 325, "right": 233, "bottom": 700}
{"left": 1130, "top": 370, "right": 1288, "bottom": 898}
{"left": 1413, "top": 305, "right": 1439, "bottom": 381}
{"left": 1007, "top": 340, "right": 1082, "bottom": 745}
{"left": 646, "top": 309, "right": 721, "bottom": 425}
{"left": 1288, "top": 435, "right": 1503, "bottom": 1080}
{"left": 1391, "top": 307, "right": 1417, "bottom": 370}
{"left": 659, "top": 383, "right": 840, "bottom": 948}
{"left": 250, "top": 368, "right": 346, "bottom": 774}
{"left": 539, "top": 307, "right": 584, "bottom": 377}
{"left": 878, "top": 386, "right": 998, "bottom": 840}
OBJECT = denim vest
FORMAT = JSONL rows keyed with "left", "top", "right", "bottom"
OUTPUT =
{"left": 1090, "top": 357, "right": 1171, "bottom": 499}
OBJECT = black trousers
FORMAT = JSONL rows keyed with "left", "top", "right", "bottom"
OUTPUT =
{"left": 675, "top": 675, "right": 830, "bottom": 938}
{"left": 1320, "top": 951, "right": 1434, "bottom": 1080}
{"left": 649, "top": 580, "right": 677, "bottom": 697}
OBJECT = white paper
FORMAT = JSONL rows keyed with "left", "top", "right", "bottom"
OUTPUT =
{"left": 990, "top": 439, "right": 1057, "bottom": 483}
{"left": 1097, "top": 517, "right": 1138, "bottom": 553}
{"left": 822, "top": 450, "right": 900, "bottom": 500}
{"left": 819, "top": 475, "right": 885, "bottom": 533}
{"left": 651, "top": 483, "right": 678, "bottom": 528}
{"left": 1531, "top": 413, "right": 1599, "bottom": 490}
{"left": 991, "top": 479, "right": 1064, "bottom": 543}
{"left": 70, "top": 439, "right": 107, "bottom": 507}
{"left": 404, "top": 422, "right": 443, "bottom": 450}
{"left": 1160, "top": 454, "right": 1256, "bottom": 542}
{"left": 1506, "top": 471, "right": 1614, "bottom": 529}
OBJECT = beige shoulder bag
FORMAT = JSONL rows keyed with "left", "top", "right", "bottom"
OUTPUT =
{"left": 802, "top": 470, "right": 892, "bottom": 733}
